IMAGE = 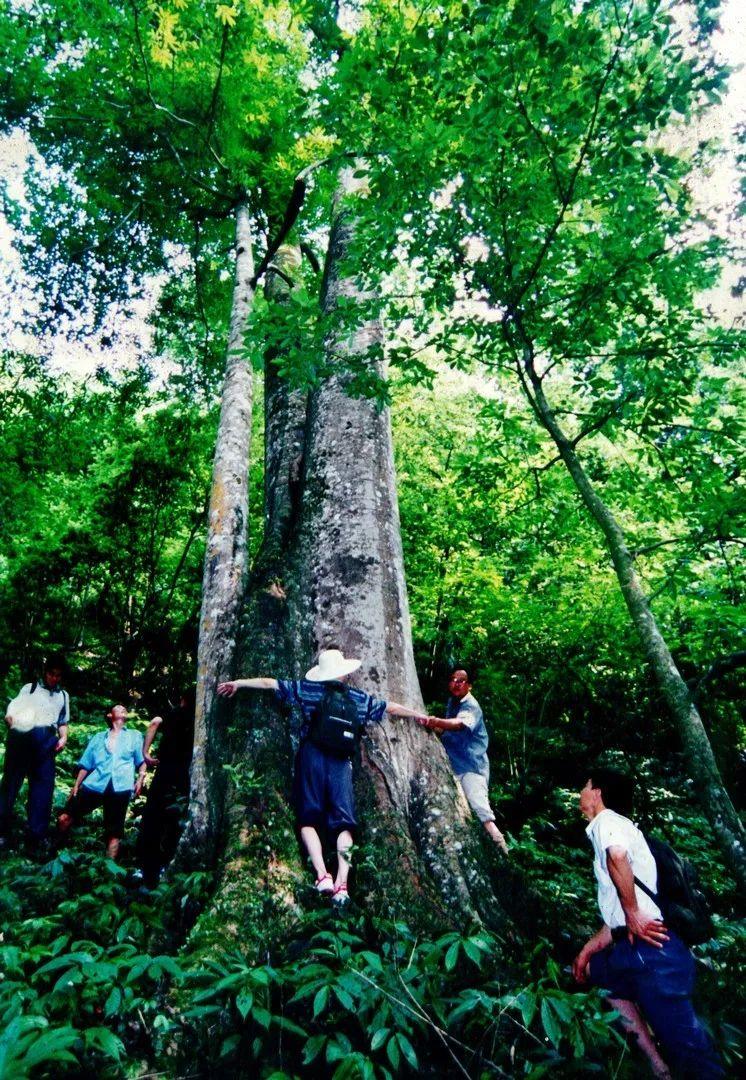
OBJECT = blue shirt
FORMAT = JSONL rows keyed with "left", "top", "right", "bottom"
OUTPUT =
{"left": 78, "top": 728, "right": 145, "bottom": 794}
{"left": 441, "top": 693, "right": 489, "bottom": 778}
{"left": 275, "top": 679, "right": 387, "bottom": 740}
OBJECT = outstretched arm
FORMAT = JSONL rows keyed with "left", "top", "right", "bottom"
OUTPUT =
{"left": 418, "top": 715, "right": 465, "bottom": 732}
{"left": 217, "top": 677, "right": 279, "bottom": 697}
{"left": 386, "top": 701, "right": 429, "bottom": 721}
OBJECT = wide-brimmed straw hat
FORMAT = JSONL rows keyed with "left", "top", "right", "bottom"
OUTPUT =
{"left": 305, "top": 649, "right": 361, "bottom": 682}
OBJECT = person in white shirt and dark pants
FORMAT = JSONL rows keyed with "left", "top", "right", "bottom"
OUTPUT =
{"left": 573, "top": 768, "right": 722, "bottom": 1079}
{"left": 0, "top": 653, "right": 70, "bottom": 853}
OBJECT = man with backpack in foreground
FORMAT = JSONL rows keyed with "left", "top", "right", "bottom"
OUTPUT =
{"left": 573, "top": 768, "right": 722, "bottom": 1078}
{"left": 217, "top": 648, "right": 428, "bottom": 905}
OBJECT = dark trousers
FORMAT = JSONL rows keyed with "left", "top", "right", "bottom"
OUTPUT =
{"left": 64, "top": 782, "right": 131, "bottom": 840}
{"left": 137, "top": 766, "right": 189, "bottom": 887}
{"left": 292, "top": 741, "right": 357, "bottom": 834}
{"left": 0, "top": 727, "right": 57, "bottom": 841}
{"left": 589, "top": 932, "right": 723, "bottom": 1078}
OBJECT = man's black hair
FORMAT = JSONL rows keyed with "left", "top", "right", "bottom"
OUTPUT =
{"left": 43, "top": 651, "right": 67, "bottom": 674}
{"left": 589, "top": 767, "right": 634, "bottom": 816}
{"left": 450, "top": 666, "right": 473, "bottom": 684}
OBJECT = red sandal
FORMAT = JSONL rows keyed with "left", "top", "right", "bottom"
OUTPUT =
{"left": 315, "top": 873, "right": 333, "bottom": 894}
{"left": 332, "top": 883, "right": 349, "bottom": 905}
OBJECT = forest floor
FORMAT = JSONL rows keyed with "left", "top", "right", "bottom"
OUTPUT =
{"left": 0, "top": 711, "right": 743, "bottom": 1079}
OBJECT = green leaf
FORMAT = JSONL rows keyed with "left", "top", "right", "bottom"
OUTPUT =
{"left": 396, "top": 1032, "right": 418, "bottom": 1069}
{"left": 236, "top": 989, "right": 254, "bottom": 1019}
{"left": 252, "top": 1006, "right": 272, "bottom": 1030}
{"left": 220, "top": 1034, "right": 241, "bottom": 1058}
{"left": 314, "top": 985, "right": 330, "bottom": 1018}
{"left": 303, "top": 1035, "right": 327, "bottom": 1064}
{"left": 83, "top": 1027, "right": 124, "bottom": 1061}
{"left": 520, "top": 990, "right": 537, "bottom": 1027}
{"left": 333, "top": 984, "right": 355, "bottom": 1011}
{"left": 370, "top": 1027, "right": 389, "bottom": 1051}
{"left": 444, "top": 941, "right": 460, "bottom": 971}
{"left": 462, "top": 939, "right": 483, "bottom": 966}
{"left": 103, "top": 986, "right": 122, "bottom": 1016}
{"left": 541, "top": 997, "right": 562, "bottom": 1048}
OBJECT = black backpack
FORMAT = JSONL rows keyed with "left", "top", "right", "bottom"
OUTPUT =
{"left": 634, "top": 832, "right": 714, "bottom": 946}
{"left": 308, "top": 683, "right": 362, "bottom": 759}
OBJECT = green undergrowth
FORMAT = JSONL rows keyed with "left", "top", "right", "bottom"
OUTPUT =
{"left": 1, "top": 829, "right": 743, "bottom": 1079}
{"left": 0, "top": 841, "right": 623, "bottom": 1079}
{"left": 0, "top": 729, "right": 743, "bottom": 1078}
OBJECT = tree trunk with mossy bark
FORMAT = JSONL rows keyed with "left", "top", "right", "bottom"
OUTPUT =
{"left": 184, "top": 181, "right": 543, "bottom": 964}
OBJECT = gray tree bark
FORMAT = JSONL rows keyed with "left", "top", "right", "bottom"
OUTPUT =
{"left": 186, "top": 181, "right": 526, "bottom": 957}
{"left": 519, "top": 341, "right": 746, "bottom": 891}
{"left": 295, "top": 169, "right": 500, "bottom": 925}
{"left": 184, "top": 201, "right": 255, "bottom": 858}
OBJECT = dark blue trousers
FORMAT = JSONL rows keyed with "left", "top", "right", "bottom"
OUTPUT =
{"left": 0, "top": 727, "right": 58, "bottom": 841}
{"left": 589, "top": 931, "right": 723, "bottom": 1078}
{"left": 292, "top": 741, "right": 357, "bottom": 835}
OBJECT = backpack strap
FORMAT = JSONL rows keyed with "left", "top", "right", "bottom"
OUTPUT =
{"left": 633, "top": 875, "right": 661, "bottom": 906}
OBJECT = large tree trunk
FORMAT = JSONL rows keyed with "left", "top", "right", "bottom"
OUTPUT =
{"left": 186, "top": 181, "right": 526, "bottom": 959}
{"left": 295, "top": 169, "right": 502, "bottom": 925}
{"left": 521, "top": 344, "right": 746, "bottom": 890}
{"left": 184, "top": 201, "right": 255, "bottom": 860}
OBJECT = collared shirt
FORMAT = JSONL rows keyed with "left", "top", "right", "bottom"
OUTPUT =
{"left": 441, "top": 692, "right": 489, "bottom": 778}
{"left": 78, "top": 727, "right": 144, "bottom": 794}
{"left": 275, "top": 679, "right": 387, "bottom": 741}
{"left": 586, "top": 808, "right": 662, "bottom": 928}
{"left": 6, "top": 682, "right": 69, "bottom": 732}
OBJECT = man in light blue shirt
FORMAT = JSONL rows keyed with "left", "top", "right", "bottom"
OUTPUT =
{"left": 58, "top": 705, "right": 145, "bottom": 860}
{"left": 419, "top": 669, "right": 508, "bottom": 853}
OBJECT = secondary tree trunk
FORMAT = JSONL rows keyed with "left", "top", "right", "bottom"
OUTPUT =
{"left": 184, "top": 200, "right": 255, "bottom": 860}
{"left": 522, "top": 345, "right": 746, "bottom": 891}
{"left": 184, "top": 245, "right": 310, "bottom": 960}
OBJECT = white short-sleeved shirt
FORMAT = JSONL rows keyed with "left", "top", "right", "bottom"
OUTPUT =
{"left": 6, "top": 682, "right": 69, "bottom": 732}
{"left": 586, "top": 808, "right": 662, "bottom": 928}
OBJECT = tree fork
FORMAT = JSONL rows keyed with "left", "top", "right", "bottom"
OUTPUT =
{"left": 183, "top": 245, "right": 311, "bottom": 961}
{"left": 520, "top": 342, "right": 746, "bottom": 890}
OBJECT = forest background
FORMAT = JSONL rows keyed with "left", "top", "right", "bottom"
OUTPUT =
{"left": 0, "top": 0, "right": 744, "bottom": 1077}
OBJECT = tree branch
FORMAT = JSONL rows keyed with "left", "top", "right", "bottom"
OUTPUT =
{"left": 512, "top": 3, "right": 633, "bottom": 305}
{"left": 693, "top": 651, "right": 746, "bottom": 701}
